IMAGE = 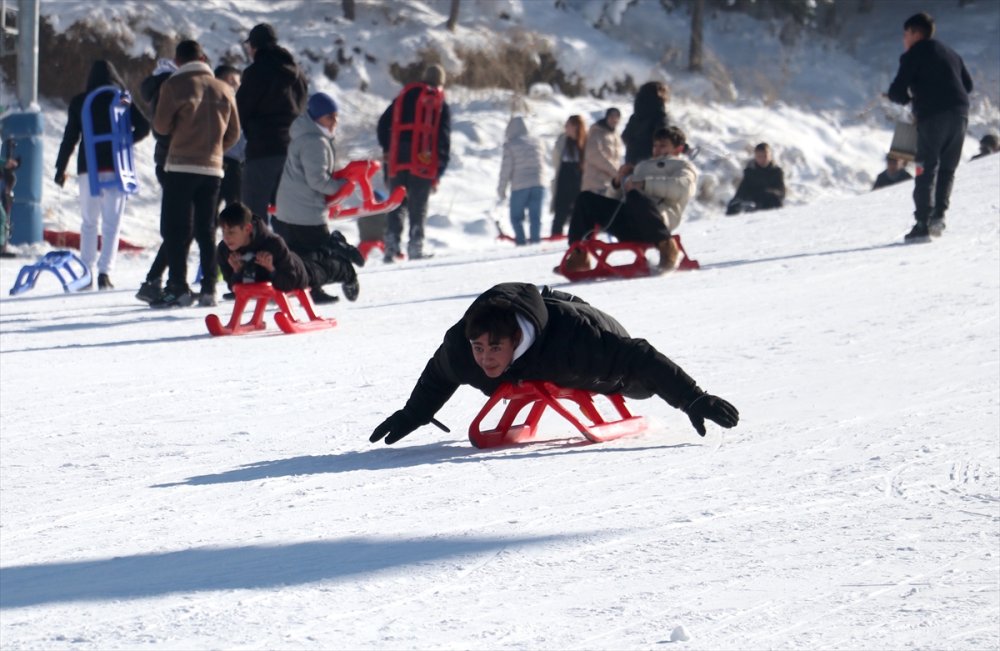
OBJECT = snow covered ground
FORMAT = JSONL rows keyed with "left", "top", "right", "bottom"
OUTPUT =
{"left": 1, "top": 1, "right": 999, "bottom": 649}
{"left": 1, "top": 152, "right": 998, "bottom": 650}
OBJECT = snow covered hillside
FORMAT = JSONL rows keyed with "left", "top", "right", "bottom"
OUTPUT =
{"left": 0, "top": 152, "right": 997, "bottom": 650}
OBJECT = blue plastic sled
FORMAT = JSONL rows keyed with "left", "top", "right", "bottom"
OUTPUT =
{"left": 82, "top": 86, "right": 139, "bottom": 197}
{"left": 9, "top": 251, "right": 93, "bottom": 295}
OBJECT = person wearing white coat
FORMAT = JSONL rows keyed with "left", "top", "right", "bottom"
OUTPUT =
{"left": 497, "top": 116, "right": 546, "bottom": 245}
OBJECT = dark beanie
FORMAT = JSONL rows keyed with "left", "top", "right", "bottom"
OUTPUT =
{"left": 307, "top": 92, "right": 339, "bottom": 120}
{"left": 246, "top": 23, "right": 277, "bottom": 48}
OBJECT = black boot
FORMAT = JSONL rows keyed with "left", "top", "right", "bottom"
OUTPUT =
{"left": 310, "top": 286, "right": 339, "bottom": 304}
{"left": 326, "top": 230, "right": 365, "bottom": 267}
{"left": 904, "top": 221, "right": 931, "bottom": 243}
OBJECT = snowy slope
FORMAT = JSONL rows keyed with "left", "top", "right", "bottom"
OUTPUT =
{"left": 1, "top": 152, "right": 997, "bottom": 650}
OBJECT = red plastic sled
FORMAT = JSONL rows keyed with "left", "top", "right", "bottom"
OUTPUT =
{"left": 468, "top": 381, "right": 647, "bottom": 449}
{"left": 205, "top": 282, "right": 337, "bottom": 336}
{"left": 266, "top": 159, "right": 406, "bottom": 221}
{"left": 555, "top": 234, "right": 699, "bottom": 282}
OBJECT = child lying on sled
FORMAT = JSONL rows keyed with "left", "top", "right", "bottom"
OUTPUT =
{"left": 370, "top": 282, "right": 738, "bottom": 445}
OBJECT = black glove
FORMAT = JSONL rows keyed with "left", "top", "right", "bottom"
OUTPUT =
{"left": 54, "top": 171, "right": 66, "bottom": 187}
{"left": 684, "top": 393, "right": 739, "bottom": 437}
{"left": 370, "top": 409, "right": 420, "bottom": 445}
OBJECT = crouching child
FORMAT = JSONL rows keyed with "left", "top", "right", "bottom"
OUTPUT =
{"left": 217, "top": 201, "right": 361, "bottom": 301}
{"left": 370, "top": 282, "right": 739, "bottom": 445}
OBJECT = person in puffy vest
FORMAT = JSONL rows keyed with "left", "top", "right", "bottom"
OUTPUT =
{"left": 369, "top": 282, "right": 739, "bottom": 445}
{"left": 54, "top": 59, "right": 151, "bottom": 291}
{"left": 376, "top": 64, "right": 451, "bottom": 261}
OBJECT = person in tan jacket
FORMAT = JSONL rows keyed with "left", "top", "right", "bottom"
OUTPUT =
{"left": 563, "top": 126, "right": 697, "bottom": 273}
{"left": 580, "top": 107, "right": 621, "bottom": 197}
{"left": 151, "top": 39, "right": 240, "bottom": 308}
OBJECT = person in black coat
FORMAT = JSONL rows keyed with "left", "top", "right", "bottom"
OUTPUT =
{"left": 887, "top": 12, "right": 973, "bottom": 242}
{"left": 236, "top": 23, "right": 308, "bottom": 224}
{"left": 370, "top": 282, "right": 739, "bottom": 445}
{"left": 621, "top": 80, "right": 670, "bottom": 166}
{"left": 872, "top": 155, "right": 913, "bottom": 190}
{"left": 217, "top": 202, "right": 360, "bottom": 300}
{"left": 726, "top": 142, "right": 786, "bottom": 215}
{"left": 54, "top": 59, "right": 150, "bottom": 290}
{"left": 376, "top": 64, "right": 452, "bottom": 261}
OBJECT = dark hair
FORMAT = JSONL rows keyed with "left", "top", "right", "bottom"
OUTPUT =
{"left": 754, "top": 142, "right": 771, "bottom": 154}
{"left": 605, "top": 107, "right": 621, "bottom": 119}
{"left": 634, "top": 81, "right": 670, "bottom": 113}
{"left": 175, "top": 40, "right": 205, "bottom": 64}
{"left": 464, "top": 300, "right": 520, "bottom": 344}
{"left": 219, "top": 201, "right": 254, "bottom": 227}
{"left": 654, "top": 126, "right": 686, "bottom": 148}
{"left": 903, "top": 12, "right": 935, "bottom": 39}
{"left": 214, "top": 64, "right": 241, "bottom": 79}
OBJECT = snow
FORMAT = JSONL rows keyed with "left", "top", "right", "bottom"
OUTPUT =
{"left": 1, "top": 1, "right": 999, "bottom": 649}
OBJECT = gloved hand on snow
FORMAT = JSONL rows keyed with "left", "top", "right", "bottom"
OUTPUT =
{"left": 684, "top": 393, "right": 739, "bottom": 436}
{"left": 370, "top": 409, "right": 420, "bottom": 445}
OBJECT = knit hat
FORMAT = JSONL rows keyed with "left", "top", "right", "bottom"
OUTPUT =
{"left": 307, "top": 92, "right": 339, "bottom": 120}
{"left": 245, "top": 23, "right": 277, "bottom": 48}
{"left": 423, "top": 64, "right": 446, "bottom": 87}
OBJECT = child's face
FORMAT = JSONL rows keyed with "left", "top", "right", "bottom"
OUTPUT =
{"left": 221, "top": 222, "right": 253, "bottom": 250}
{"left": 470, "top": 333, "right": 517, "bottom": 378}
{"left": 754, "top": 149, "right": 771, "bottom": 166}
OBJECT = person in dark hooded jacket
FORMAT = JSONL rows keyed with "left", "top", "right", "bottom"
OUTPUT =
{"left": 726, "top": 143, "right": 786, "bottom": 215}
{"left": 370, "top": 282, "right": 739, "bottom": 445}
{"left": 55, "top": 59, "right": 150, "bottom": 290}
{"left": 217, "top": 201, "right": 355, "bottom": 298}
{"left": 621, "top": 81, "right": 670, "bottom": 166}
{"left": 236, "top": 23, "right": 308, "bottom": 224}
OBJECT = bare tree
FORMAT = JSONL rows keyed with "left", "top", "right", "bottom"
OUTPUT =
{"left": 689, "top": 0, "right": 704, "bottom": 72}
{"left": 447, "top": 0, "right": 460, "bottom": 32}
{"left": 343, "top": 0, "right": 355, "bottom": 21}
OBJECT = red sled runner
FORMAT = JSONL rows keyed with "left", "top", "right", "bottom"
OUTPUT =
{"left": 205, "top": 282, "right": 337, "bottom": 336}
{"left": 468, "top": 381, "right": 647, "bottom": 449}
{"left": 555, "top": 234, "right": 700, "bottom": 282}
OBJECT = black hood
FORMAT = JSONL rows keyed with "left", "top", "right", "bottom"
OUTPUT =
{"left": 462, "top": 283, "right": 549, "bottom": 341}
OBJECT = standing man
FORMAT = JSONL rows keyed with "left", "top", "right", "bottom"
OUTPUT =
{"left": 236, "top": 23, "right": 308, "bottom": 224}
{"left": 887, "top": 12, "right": 973, "bottom": 243}
{"left": 377, "top": 64, "right": 451, "bottom": 262}
{"left": 152, "top": 40, "right": 240, "bottom": 308}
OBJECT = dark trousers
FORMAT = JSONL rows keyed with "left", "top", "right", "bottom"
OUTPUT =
{"left": 552, "top": 162, "right": 581, "bottom": 236}
{"left": 219, "top": 157, "right": 243, "bottom": 210}
{"left": 241, "top": 155, "right": 286, "bottom": 223}
{"left": 568, "top": 190, "right": 669, "bottom": 245}
{"left": 271, "top": 219, "right": 353, "bottom": 289}
{"left": 913, "top": 110, "right": 967, "bottom": 222}
{"left": 161, "top": 172, "right": 221, "bottom": 293}
{"left": 385, "top": 170, "right": 433, "bottom": 257}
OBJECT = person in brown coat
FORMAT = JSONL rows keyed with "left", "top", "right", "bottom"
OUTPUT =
{"left": 151, "top": 40, "right": 240, "bottom": 308}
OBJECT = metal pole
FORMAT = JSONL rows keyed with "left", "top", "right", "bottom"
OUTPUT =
{"left": 16, "top": 0, "right": 37, "bottom": 107}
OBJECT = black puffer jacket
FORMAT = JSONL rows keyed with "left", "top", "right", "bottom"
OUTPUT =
{"left": 398, "top": 282, "right": 702, "bottom": 425}
{"left": 55, "top": 61, "right": 151, "bottom": 177}
{"left": 622, "top": 101, "right": 669, "bottom": 165}
{"left": 217, "top": 215, "right": 310, "bottom": 291}
{"left": 236, "top": 44, "right": 308, "bottom": 159}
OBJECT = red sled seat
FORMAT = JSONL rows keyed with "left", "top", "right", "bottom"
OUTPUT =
{"left": 205, "top": 282, "right": 337, "bottom": 336}
{"left": 266, "top": 159, "right": 406, "bottom": 222}
{"left": 468, "top": 381, "right": 647, "bottom": 449}
{"left": 555, "top": 234, "right": 699, "bottom": 282}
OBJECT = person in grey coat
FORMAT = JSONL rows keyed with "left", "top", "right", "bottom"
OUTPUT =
{"left": 497, "top": 116, "right": 546, "bottom": 245}
{"left": 272, "top": 92, "right": 363, "bottom": 303}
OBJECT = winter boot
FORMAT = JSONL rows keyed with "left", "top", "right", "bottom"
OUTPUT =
{"left": 557, "top": 247, "right": 592, "bottom": 274}
{"left": 98, "top": 273, "right": 114, "bottom": 290}
{"left": 656, "top": 238, "right": 681, "bottom": 271}
{"left": 904, "top": 221, "right": 931, "bottom": 243}
{"left": 928, "top": 218, "right": 946, "bottom": 237}
{"left": 136, "top": 280, "right": 162, "bottom": 304}
{"left": 326, "top": 230, "right": 365, "bottom": 267}
{"left": 310, "top": 286, "right": 340, "bottom": 304}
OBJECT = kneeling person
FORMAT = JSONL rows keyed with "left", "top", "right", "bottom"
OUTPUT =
{"left": 370, "top": 282, "right": 738, "bottom": 445}
{"left": 218, "top": 202, "right": 360, "bottom": 301}
{"left": 565, "top": 126, "right": 697, "bottom": 272}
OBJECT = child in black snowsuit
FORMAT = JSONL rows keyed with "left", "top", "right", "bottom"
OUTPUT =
{"left": 217, "top": 202, "right": 361, "bottom": 301}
